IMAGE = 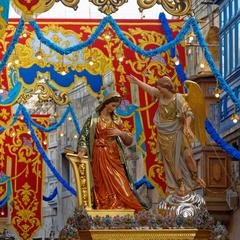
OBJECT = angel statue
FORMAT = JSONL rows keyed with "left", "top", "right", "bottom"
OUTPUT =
{"left": 127, "top": 75, "right": 207, "bottom": 196}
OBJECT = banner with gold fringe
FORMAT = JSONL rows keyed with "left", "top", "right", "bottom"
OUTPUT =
{"left": 1, "top": 115, "right": 48, "bottom": 240}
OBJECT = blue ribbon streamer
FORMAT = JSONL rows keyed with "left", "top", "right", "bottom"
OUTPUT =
{"left": 0, "top": 104, "right": 22, "bottom": 132}
{"left": 28, "top": 105, "right": 80, "bottom": 134}
{"left": 29, "top": 17, "right": 108, "bottom": 55}
{"left": 205, "top": 119, "right": 240, "bottom": 159}
{"left": 69, "top": 105, "right": 81, "bottom": 134}
{"left": 191, "top": 19, "right": 240, "bottom": 111}
{"left": 134, "top": 175, "right": 154, "bottom": 190}
{"left": 43, "top": 187, "right": 58, "bottom": 202}
{"left": 0, "top": 176, "right": 12, "bottom": 208}
{"left": 159, "top": 12, "right": 175, "bottom": 58}
{"left": 0, "top": 19, "right": 24, "bottom": 72}
{"left": 159, "top": 12, "right": 187, "bottom": 85}
{"left": 30, "top": 106, "right": 70, "bottom": 132}
{"left": 21, "top": 106, "right": 77, "bottom": 196}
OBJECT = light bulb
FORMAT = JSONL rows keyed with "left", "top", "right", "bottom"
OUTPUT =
{"left": 188, "top": 33, "right": 195, "bottom": 43}
{"left": 200, "top": 62, "right": 205, "bottom": 69}
{"left": 35, "top": 50, "right": 44, "bottom": 60}
{"left": 60, "top": 132, "right": 64, "bottom": 137}
{"left": 14, "top": 58, "right": 20, "bottom": 65}
{"left": 104, "top": 30, "right": 111, "bottom": 40}
{"left": 61, "top": 70, "right": 67, "bottom": 76}
{"left": 231, "top": 113, "right": 239, "bottom": 123}
{"left": 43, "top": 140, "right": 47, "bottom": 145}
{"left": 74, "top": 134, "right": 78, "bottom": 139}
{"left": 213, "top": 87, "right": 221, "bottom": 98}
{"left": 68, "top": 116, "right": 72, "bottom": 121}
{"left": 144, "top": 69, "right": 150, "bottom": 77}
{"left": 233, "top": 118, "right": 238, "bottom": 124}
{"left": 0, "top": 211, "right": 4, "bottom": 216}
{"left": 173, "top": 57, "right": 180, "bottom": 65}
{"left": 59, "top": 66, "right": 67, "bottom": 76}
{"left": 118, "top": 55, "right": 124, "bottom": 62}
{"left": 0, "top": 89, "right": 3, "bottom": 94}
{"left": 23, "top": 32, "right": 27, "bottom": 38}
{"left": 189, "top": 36, "right": 194, "bottom": 42}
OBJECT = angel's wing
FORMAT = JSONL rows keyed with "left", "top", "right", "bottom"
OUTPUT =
{"left": 184, "top": 80, "right": 207, "bottom": 146}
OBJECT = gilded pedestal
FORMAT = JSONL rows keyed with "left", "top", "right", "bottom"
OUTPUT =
{"left": 78, "top": 229, "right": 211, "bottom": 240}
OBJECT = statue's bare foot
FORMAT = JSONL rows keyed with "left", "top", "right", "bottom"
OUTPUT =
{"left": 177, "top": 188, "right": 186, "bottom": 197}
{"left": 177, "top": 179, "right": 186, "bottom": 196}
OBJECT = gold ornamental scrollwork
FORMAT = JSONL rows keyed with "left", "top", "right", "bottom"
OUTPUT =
{"left": 34, "top": 83, "right": 70, "bottom": 105}
{"left": 89, "top": 0, "right": 128, "bottom": 15}
{"left": 57, "top": 0, "right": 80, "bottom": 10}
{"left": 17, "top": 83, "right": 70, "bottom": 105}
{"left": 137, "top": 0, "right": 192, "bottom": 16}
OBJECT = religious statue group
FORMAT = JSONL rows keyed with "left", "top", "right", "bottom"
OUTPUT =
{"left": 77, "top": 74, "right": 207, "bottom": 212}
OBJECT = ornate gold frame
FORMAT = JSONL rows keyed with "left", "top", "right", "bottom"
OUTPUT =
{"left": 65, "top": 153, "right": 92, "bottom": 210}
{"left": 88, "top": 0, "right": 192, "bottom": 16}
{"left": 58, "top": 0, "right": 80, "bottom": 10}
{"left": 137, "top": 0, "right": 192, "bottom": 16}
{"left": 89, "top": 0, "right": 128, "bottom": 15}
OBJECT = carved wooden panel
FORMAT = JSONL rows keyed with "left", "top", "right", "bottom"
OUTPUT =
{"left": 207, "top": 156, "right": 227, "bottom": 188}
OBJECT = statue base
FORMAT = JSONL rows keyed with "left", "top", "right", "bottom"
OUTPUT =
{"left": 87, "top": 209, "right": 135, "bottom": 217}
{"left": 159, "top": 192, "right": 205, "bottom": 218}
{"left": 78, "top": 229, "right": 211, "bottom": 240}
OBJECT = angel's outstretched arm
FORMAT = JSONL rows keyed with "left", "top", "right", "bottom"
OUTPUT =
{"left": 127, "top": 75, "right": 160, "bottom": 97}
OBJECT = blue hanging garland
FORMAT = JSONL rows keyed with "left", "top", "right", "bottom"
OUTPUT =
{"left": 159, "top": 12, "right": 175, "bottom": 58}
{"left": 69, "top": 105, "right": 81, "bottom": 135}
{"left": 43, "top": 187, "right": 58, "bottom": 202}
{"left": 29, "top": 17, "right": 108, "bottom": 55}
{"left": 191, "top": 19, "right": 240, "bottom": 111}
{"left": 30, "top": 15, "right": 192, "bottom": 57}
{"left": 0, "top": 104, "right": 22, "bottom": 132}
{"left": 134, "top": 175, "right": 154, "bottom": 190}
{"left": 21, "top": 105, "right": 77, "bottom": 196}
{"left": 0, "top": 19, "right": 24, "bottom": 72}
{"left": 159, "top": 12, "right": 187, "bottom": 85}
{"left": 205, "top": 119, "right": 240, "bottom": 159}
{"left": 0, "top": 176, "right": 12, "bottom": 208}
{"left": 30, "top": 106, "right": 71, "bottom": 132}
